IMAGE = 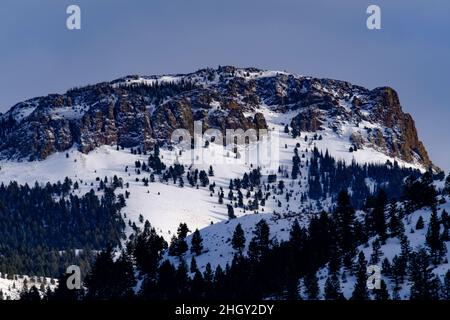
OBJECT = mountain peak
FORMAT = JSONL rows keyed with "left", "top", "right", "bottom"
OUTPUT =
{"left": 0, "top": 67, "right": 438, "bottom": 171}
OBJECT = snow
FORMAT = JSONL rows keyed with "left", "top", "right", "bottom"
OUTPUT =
{"left": 0, "top": 103, "right": 427, "bottom": 243}
{"left": 313, "top": 198, "right": 450, "bottom": 300}
{"left": 0, "top": 79, "right": 439, "bottom": 299}
{"left": 112, "top": 75, "right": 182, "bottom": 88}
{"left": 49, "top": 105, "right": 88, "bottom": 120}
{"left": 165, "top": 213, "right": 305, "bottom": 272}
{"left": 0, "top": 274, "right": 57, "bottom": 300}
{"left": 7, "top": 101, "right": 38, "bottom": 122}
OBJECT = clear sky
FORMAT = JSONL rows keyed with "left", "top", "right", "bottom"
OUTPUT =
{"left": 0, "top": 0, "right": 449, "bottom": 172}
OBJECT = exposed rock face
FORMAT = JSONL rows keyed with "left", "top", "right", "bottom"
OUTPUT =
{"left": 0, "top": 66, "right": 436, "bottom": 170}
{"left": 290, "top": 109, "right": 323, "bottom": 132}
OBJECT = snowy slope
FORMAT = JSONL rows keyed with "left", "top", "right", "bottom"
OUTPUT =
{"left": 0, "top": 274, "right": 57, "bottom": 300}
{"left": 0, "top": 101, "right": 429, "bottom": 244}
{"left": 0, "top": 107, "right": 425, "bottom": 243}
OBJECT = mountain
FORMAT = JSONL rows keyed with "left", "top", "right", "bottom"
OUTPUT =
{"left": 0, "top": 66, "right": 437, "bottom": 172}
{"left": 0, "top": 66, "right": 448, "bottom": 301}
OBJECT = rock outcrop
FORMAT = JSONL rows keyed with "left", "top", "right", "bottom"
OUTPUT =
{"left": 0, "top": 66, "right": 436, "bottom": 170}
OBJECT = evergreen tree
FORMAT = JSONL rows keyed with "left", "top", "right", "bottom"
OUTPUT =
{"left": 391, "top": 254, "right": 406, "bottom": 288}
{"left": 351, "top": 251, "right": 369, "bottom": 300}
{"left": 371, "top": 189, "right": 388, "bottom": 240}
{"left": 132, "top": 220, "right": 167, "bottom": 278}
{"left": 324, "top": 271, "right": 343, "bottom": 300}
{"left": 175, "top": 260, "right": 190, "bottom": 299}
{"left": 416, "top": 216, "right": 425, "bottom": 230}
{"left": 443, "top": 173, "right": 450, "bottom": 195}
{"left": 190, "top": 256, "right": 198, "bottom": 273}
{"left": 303, "top": 272, "right": 320, "bottom": 300}
{"left": 190, "top": 271, "right": 205, "bottom": 299}
{"left": 369, "top": 238, "right": 382, "bottom": 265}
{"left": 289, "top": 219, "right": 307, "bottom": 250}
{"left": 388, "top": 204, "right": 405, "bottom": 238}
{"left": 47, "top": 273, "right": 82, "bottom": 301}
{"left": 168, "top": 223, "right": 190, "bottom": 258}
{"left": 403, "top": 173, "right": 437, "bottom": 210}
{"left": 426, "top": 210, "right": 446, "bottom": 264}
{"left": 444, "top": 270, "right": 450, "bottom": 300}
{"left": 231, "top": 223, "right": 246, "bottom": 254}
{"left": 381, "top": 258, "right": 391, "bottom": 277}
{"left": 409, "top": 248, "right": 438, "bottom": 300}
{"left": 191, "top": 229, "right": 204, "bottom": 256}
{"left": 334, "top": 191, "right": 357, "bottom": 266}
{"left": 20, "top": 286, "right": 41, "bottom": 301}
{"left": 203, "top": 263, "right": 214, "bottom": 297}
{"left": 248, "top": 219, "right": 270, "bottom": 262}
{"left": 227, "top": 204, "right": 236, "bottom": 219}
{"left": 374, "top": 280, "right": 390, "bottom": 300}
{"left": 114, "top": 251, "right": 137, "bottom": 299}
{"left": 84, "top": 247, "right": 136, "bottom": 300}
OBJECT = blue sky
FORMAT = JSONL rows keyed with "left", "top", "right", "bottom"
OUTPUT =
{"left": 0, "top": 0, "right": 449, "bottom": 171}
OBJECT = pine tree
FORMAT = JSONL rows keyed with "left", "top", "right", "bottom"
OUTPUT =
{"left": 334, "top": 191, "right": 357, "bottom": 266}
{"left": 248, "top": 219, "right": 270, "bottom": 261}
{"left": 374, "top": 279, "right": 390, "bottom": 300}
{"left": 289, "top": 219, "right": 306, "bottom": 249}
{"left": 443, "top": 173, "right": 450, "bottom": 195}
{"left": 303, "top": 272, "right": 320, "bottom": 300}
{"left": 227, "top": 204, "right": 236, "bottom": 219}
{"left": 203, "top": 263, "right": 214, "bottom": 296}
{"left": 168, "top": 223, "right": 190, "bottom": 258}
{"left": 388, "top": 204, "right": 405, "bottom": 238}
{"left": 190, "top": 256, "right": 198, "bottom": 273}
{"left": 426, "top": 210, "right": 446, "bottom": 264}
{"left": 351, "top": 251, "right": 369, "bottom": 300}
{"left": 84, "top": 247, "right": 136, "bottom": 300}
{"left": 391, "top": 254, "right": 407, "bottom": 290}
{"left": 444, "top": 270, "right": 450, "bottom": 300}
{"left": 175, "top": 260, "right": 189, "bottom": 299}
{"left": 409, "top": 248, "right": 438, "bottom": 300}
{"left": 403, "top": 172, "right": 437, "bottom": 210}
{"left": 133, "top": 220, "right": 167, "bottom": 278}
{"left": 381, "top": 258, "right": 391, "bottom": 277}
{"left": 416, "top": 216, "right": 424, "bottom": 230}
{"left": 114, "top": 251, "right": 137, "bottom": 299}
{"left": 324, "top": 271, "right": 342, "bottom": 300}
{"left": 369, "top": 238, "right": 382, "bottom": 265}
{"left": 191, "top": 229, "right": 203, "bottom": 256}
{"left": 371, "top": 189, "right": 388, "bottom": 240}
{"left": 20, "top": 286, "right": 41, "bottom": 301}
{"left": 442, "top": 210, "right": 450, "bottom": 241}
{"left": 190, "top": 271, "right": 205, "bottom": 299}
{"left": 232, "top": 223, "right": 246, "bottom": 254}
{"left": 84, "top": 247, "right": 116, "bottom": 299}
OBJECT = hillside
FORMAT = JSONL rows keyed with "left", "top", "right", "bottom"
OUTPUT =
{"left": 0, "top": 66, "right": 448, "bottom": 300}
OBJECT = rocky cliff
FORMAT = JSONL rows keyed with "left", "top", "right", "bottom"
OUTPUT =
{"left": 0, "top": 66, "right": 436, "bottom": 170}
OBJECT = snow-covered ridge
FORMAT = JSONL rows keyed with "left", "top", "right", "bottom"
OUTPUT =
{"left": 0, "top": 66, "right": 436, "bottom": 172}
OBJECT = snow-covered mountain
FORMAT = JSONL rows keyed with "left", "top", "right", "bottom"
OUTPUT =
{"left": 0, "top": 66, "right": 437, "bottom": 171}
{"left": 0, "top": 66, "right": 447, "bottom": 300}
